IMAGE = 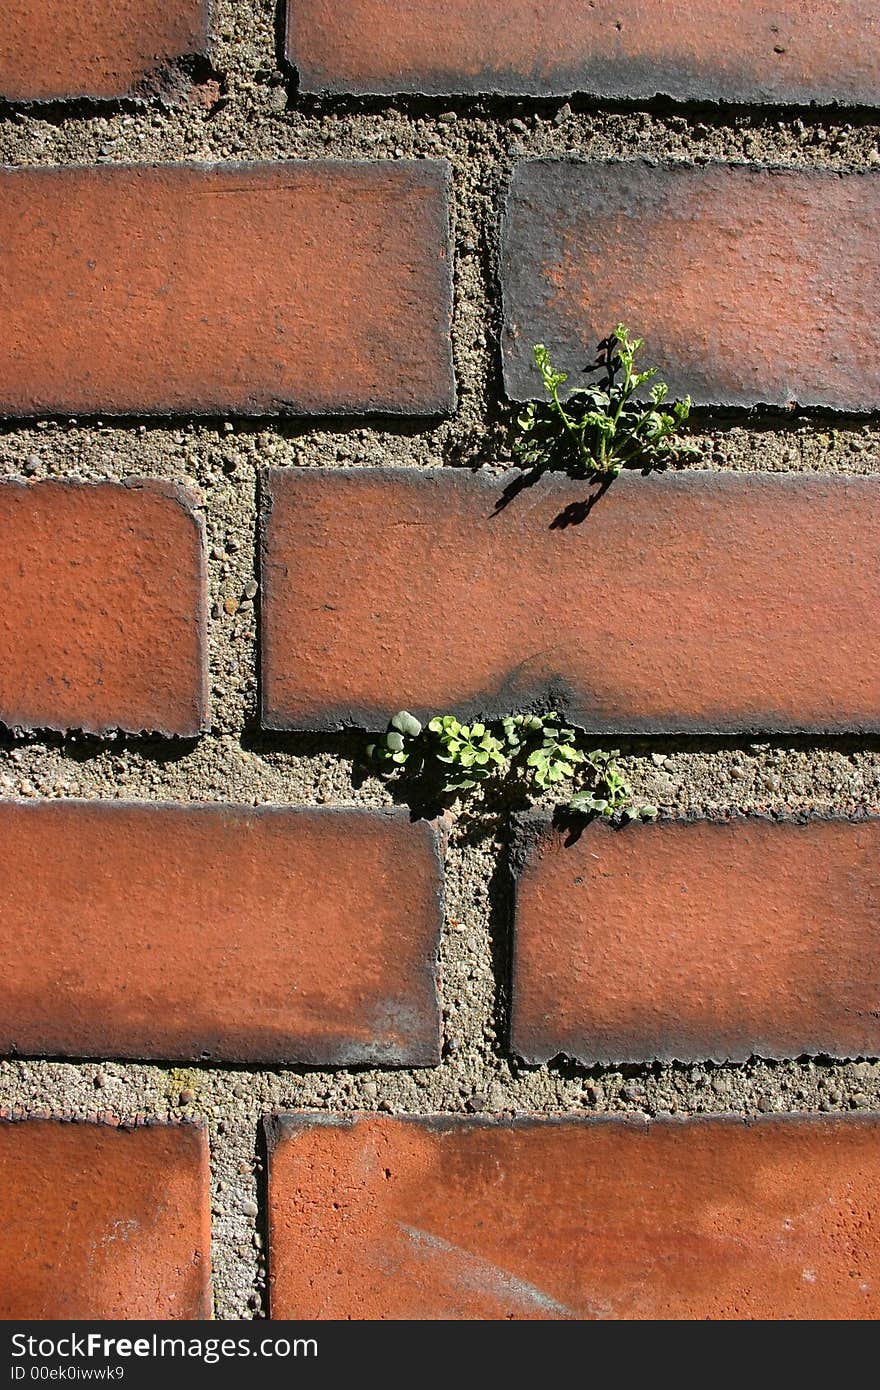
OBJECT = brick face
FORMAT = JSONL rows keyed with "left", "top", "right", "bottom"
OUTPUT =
{"left": 267, "top": 1113, "right": 880, "bottom": 1319}
{"left": 260, "top": 467, "right": 880, "bottom": 735}
{"left": 511, "top": 816, "right": 880, "bottom": 1066}
{"left": 0, "top": 161, "right": 454, "bottom": 417}
{"left": 0, "top": 0, "right": 209, "bottom": 102}
{"left": 286, "top": 0, "right": 880, "bottom": 105}
{"left": 0, "top": 802, "right": 442, "bottom": 1065}
{"left": 0, "top": 1118, "right": 211, "bottom": 1319}
{"left": 502, "top": 161, "right": 880, "bottom": 411}
{"left": 0, "top": 479, "right": 207, "bottom": 737}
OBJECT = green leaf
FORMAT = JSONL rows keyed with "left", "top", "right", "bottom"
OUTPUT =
{"left": 391, "top": 710, "right": 422, "bottom": 738}
{"left": 514, "top": 327, "right": 698, "bottom": 475}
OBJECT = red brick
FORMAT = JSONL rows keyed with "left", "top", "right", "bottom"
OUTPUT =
{"left": 0, "top": 0, "right": 209, "bottom": 103}
{"left": 0, "top": 161, "right": 454, "bottom": 417}
{"left": 502, "top": 161, "right": 880, "bottom": 411}
{"left": 0, "top": 1118, "right": 210, "bottom": 1319}
{"left": 0, "top": 479, "right": 207, "bottom": 737}
{"left": 287, "top": 1, "right": 880, "bottom": 104}
{"left": 259, "top": 467, "right": 880, "bottom": 735}
{"left": 267, "top": 1112, "right": 880, "bottom": 1319}
{"left": 511, "top": 816, "right": 880, "bottom": 1066}
{"left": 0, "top": 801, "right": 442, "bottom": 1066}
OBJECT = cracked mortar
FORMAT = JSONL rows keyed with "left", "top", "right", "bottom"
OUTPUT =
{"left": 1, "top": 0, "right": 880, "bottom": 1320}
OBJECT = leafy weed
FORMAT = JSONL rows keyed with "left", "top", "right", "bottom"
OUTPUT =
{"left": 514, "top": 324, "right": 699, "bottom": 478}
{"left": 367, "top": 710, "right": 657, "bottom": 820}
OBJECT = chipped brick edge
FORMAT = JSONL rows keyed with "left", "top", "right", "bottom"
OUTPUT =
{"left": 0, "top": 3, "right": 213, "bottom": 107}
{"left": 267, "top": 1108, "right": 880, "bottom": 1143}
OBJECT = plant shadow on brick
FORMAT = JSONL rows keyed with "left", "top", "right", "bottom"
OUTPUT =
{"left": 499, "top": 325, "right": 698, "bottom": 518}
{"left": 365, "top": 710, "right": 657, "bottom": 823}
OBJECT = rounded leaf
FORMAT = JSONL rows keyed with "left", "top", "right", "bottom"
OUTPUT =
{"left": 391, "top": 710, "right": 422, "bottom": 738}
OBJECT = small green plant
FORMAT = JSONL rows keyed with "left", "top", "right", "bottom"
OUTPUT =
{"left": 569, "top": 749, "right": 636, "bottom": 818}
{"left": 427, "top": 715, "right": 507, "bottom": 790}
{"left": 367, "top": 709, "right": 657, "bottom": 819}
{"left": 514, "top": 325, "right": 699, "bottom": 477}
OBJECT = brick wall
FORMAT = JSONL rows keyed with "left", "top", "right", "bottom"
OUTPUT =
{"left": 1, "top": 0, "right": 879, "bottom": 1322}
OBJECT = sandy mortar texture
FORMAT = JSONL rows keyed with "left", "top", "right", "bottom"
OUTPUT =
{"left": 1, "top": 0, "right": 880, "bottom": 1319}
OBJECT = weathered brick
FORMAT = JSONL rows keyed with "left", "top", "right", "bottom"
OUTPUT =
{"left": 0, "top": 161, "right": 454, "bottom": 417}
{"left": 0, "top": 801, "right": 442, "bottom": 1065}
{"left": 0, "top": 0, "right": 209, "bottom": 102}
{"left": 267, "top": 1112, "right": 880, "bottom": 1319}
{"left": 502, "top": 161, "right": 880, "bottom": 411}
{"left": 0, "top": 479, "right": 207, "bottom": 737}
{"left": 511, "top": 816, "right": 880, "bottom": 1066}
{"left": 259, "top": 467, "right": 880, "bottom": 735}
{"left": 286, "top": 0, "right": 880, "bottom": 105}
{"left": 0, "top": 1118, "right": 210, "bottom": 1319}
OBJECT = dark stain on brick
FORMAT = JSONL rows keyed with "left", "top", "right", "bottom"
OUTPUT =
{"left": 0, "top": 801, "right": 443, "bottom": 1066}
{"left": 510, "top": 812, "right": 880, "bottom": 1066}
{"left": 285, "top": 1, "right": 880, "bottom": 105}
{"left": 502, "top": 160, "right": 880, "bottom": 411}
{"left": 0, "top": 161, "right": 455, "bottom": 417}
{"left": 0, "top": 0, "right": 211, "bottom": 104}
{"left": 259, "top": 466, "right": 880, "bottom": 736}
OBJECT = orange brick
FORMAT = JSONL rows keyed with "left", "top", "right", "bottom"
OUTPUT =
{"left": 0, "top": 161, "right": 454, "bottom": 417}
{"left": 0, "top": 0, "right": 209, "bottom": 102}
{"left": 503, "top": 161, "right": 880, "bottom": 410}
{"left": 0, "top": 479, "right": 207, "bottom": 737}
{"left": 0, "top": 1118, "right": 210, "bottom": 1319}
{"left": 511, "top": 816, "right": 880, "bottom": 1065}
{"left": 259, "top": 467, "right": 880, "bottom": 735}
{"left": 0, "top": 802, "right": 442, "bottom": 1065}
{"left": 267, "top": 1112, "right": 880, "bottom": 1320}
{"left": 287, "top": 0, "right": 880, "bottom": 104}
